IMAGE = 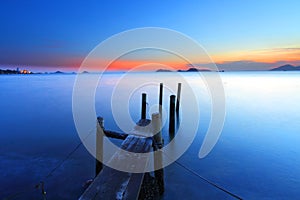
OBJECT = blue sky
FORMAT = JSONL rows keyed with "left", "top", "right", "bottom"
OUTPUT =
{"left": 0, "top": 0, "right": 299, "bottom": 71}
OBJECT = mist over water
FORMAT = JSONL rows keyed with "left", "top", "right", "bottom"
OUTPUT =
{"left": 1, "top": 72, "right": 300, "bottom": 199}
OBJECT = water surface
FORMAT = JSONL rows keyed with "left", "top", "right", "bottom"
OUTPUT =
{"left": 1, "top": 72, "right": 300, "bottom": 199}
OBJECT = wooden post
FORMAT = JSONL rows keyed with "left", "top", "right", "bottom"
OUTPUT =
{"left": 141, "top": 93, "right": 147, "bottom": 119}
{"left": 96, "top": 117, "right": 104, "bottom": 176}
{"left": 169, "top": 95, "right": 176, "bottom": 135}
{"left": 176, "top": 83, "right": 181, "bottom": 115}
{"left": 152, "top": 113, "right": 164, "bottom": 195}
{"left": 159, "top": 83, "right": 163, "bottom": 118}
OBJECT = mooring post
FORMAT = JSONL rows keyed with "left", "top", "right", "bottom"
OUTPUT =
{"left": 176, "top": 83, "right": 182, "bottom": 116}
{"left": 152, "top": 113, "right": 164, "bottom": 195}
{"left": 141, "top": 93, "right": 147, "bottom": 119}
{"left": 169, "top": 95, "right": 176, "bottom": 135}
{"left": 96, "top": 117, "right": 104, "bottom": 176}
{"left": 159, "top": 83, "right": 163, "bottom": 118}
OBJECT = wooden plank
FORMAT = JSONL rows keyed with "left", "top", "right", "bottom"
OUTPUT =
{"left": 104, "top": 130, "right": 128, "bottom": 140}
{"left": 79, "top": 135, "right": 153, "bottom": 200}
{"left": 131, "top": 119, "right": 152, "bottom": 137}
{"left": 123, "top": 137, "right": 153, "bottom": 200}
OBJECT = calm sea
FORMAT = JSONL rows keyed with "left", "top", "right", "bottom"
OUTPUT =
{"left": 1, "top": 72, "right": 300, "bottom": 199}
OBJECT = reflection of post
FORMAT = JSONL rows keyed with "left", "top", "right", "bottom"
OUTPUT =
{"left": 141, "top": 93, "right": 147, "bottom": 119}
{"left": 96, "top": 117, "right": 104, "bottom": 176}
{"left": 159, "top": 83, "right": 163, "bottom": 119}
{"left": 152, "top": 113, "right": 164, "bottom": 195}
{"left": 176, "top": 83, "right": 182, "bottom": 116}
{"left": 169, "top": 95, "right": 176, "bottom": 135}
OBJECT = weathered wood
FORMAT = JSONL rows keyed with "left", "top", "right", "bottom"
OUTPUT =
{"left": 81, "top": 119, "right": 153, "bottom": 200}
{"left": 136, "top": 119, "right": 151, "bottom": 127}
{"left": 169, "top": 95, "right": 176, "bottom": 135}
{"left": 121, "top": 136, "right": 153, "bottom": 200}
{"left": 152, "top": 113, "right": 162, "bottom": 146}
{"left": 95, "top": 117, "right": 104, "bottom": 176}
{"left": 104, "top": 130, "right": 128, "bottom": 140}
{"left": 176, "top": 83, "right": 182, "bottom": 116}
{"left": 159, "top": 83, "right": 163, "bottom": 118}
{"left": 141, "top": 93, "right": 147, "bottom": 120}
{"left": 131, "top": 119, "right": 152, "bottom": 137}
{"left": 152, "top": 113, "right": 164, "bottom": 195}
{"left": 80, "top": 135, "right": 153, "bottom": 200}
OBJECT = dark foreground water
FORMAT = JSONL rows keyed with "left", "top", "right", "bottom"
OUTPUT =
{"left": 1, "top": 72, "right": 300, "bottom": 199}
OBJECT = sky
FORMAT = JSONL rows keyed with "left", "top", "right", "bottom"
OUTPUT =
{"left": 0, "top": 0, "right": 299, "bottom": 71}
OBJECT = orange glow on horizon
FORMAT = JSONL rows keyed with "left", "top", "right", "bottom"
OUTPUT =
{"left": 107, "top": 60, "right": 188, "bottom": 71}
{"left": 64, "top": 47, "right": 300, "bottom": 71}
{"left": 211, "top": 48, "right": 300, "bottom": 64}
{"left": 70, "top": 57, "right": 190, "bottom": 72}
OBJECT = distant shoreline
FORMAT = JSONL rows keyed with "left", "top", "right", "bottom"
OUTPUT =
{"left": 1, "top": 64, "right": 300, "bottom": 75}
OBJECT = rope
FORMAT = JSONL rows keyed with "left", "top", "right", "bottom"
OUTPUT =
{"left": 162, "top": 151, "right": 243, "bottom": 200}
{"left": 3, "top": 126, "right": 97, "bottom": 200}
{"left": 45, "top": 141, "right": 83, "bottom": 179}
{"left": 5, "top": 125, "right": 243, "bottom": 200}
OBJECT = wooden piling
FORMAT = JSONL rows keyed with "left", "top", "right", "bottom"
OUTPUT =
{"left": 152, "top": 113, "right": 164, "bottom": 195}
{"left": 141, "top": 93, "right": 147, "bottom": 119}
{"left": 176, "top": 83, "right": 182, "bottom": 115}
{"left": 159, "top": 83, "right": 163, "bottom": 118}
{"left": 96, "top": 117, "right": 104, "bottom": 176}
{"left": 169, "top": 95, "right": 176, "bottom": 135}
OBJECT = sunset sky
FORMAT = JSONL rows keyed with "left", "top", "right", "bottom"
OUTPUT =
{"left": 0, "top": 0, "right": 299, "bottom": 71}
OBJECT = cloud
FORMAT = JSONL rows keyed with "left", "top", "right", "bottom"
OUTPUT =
{"left": 189, "top": 60, "right": 300, "bottom": 71}
{"left": 211, "top": 47, "right": 300, "bottom": 64}
{"left": 257, "top": 47, "right": 300, "bottom": 53}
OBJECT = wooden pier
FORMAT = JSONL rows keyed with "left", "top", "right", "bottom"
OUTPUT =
{"left": 80, "top": 83, "right": 181, "bottom": 200}
{"left": 80, "top": 117, "right": 161, "bottom": 200}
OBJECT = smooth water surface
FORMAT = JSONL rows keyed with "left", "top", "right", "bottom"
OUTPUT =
{"left": 0, "top": 72, "right": 300, "bottom": 199}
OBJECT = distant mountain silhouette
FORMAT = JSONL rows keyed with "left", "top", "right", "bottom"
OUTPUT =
{"left": 271, "top": 64, "right": 300, "bottom": 71}
{"left": 0, "top": 69, "right": 19, "bottom": 74}
{"left": 156, "top": 67, "right": 211, "bottom": 72}
{"left": 177, "top": 67, "right": 211, "bottom": 72}
{"left": 156, "top": 69, "right": 173, "bottom": 72}
{"left": 53, "top": 70, "right": 64, "bottom": 74}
